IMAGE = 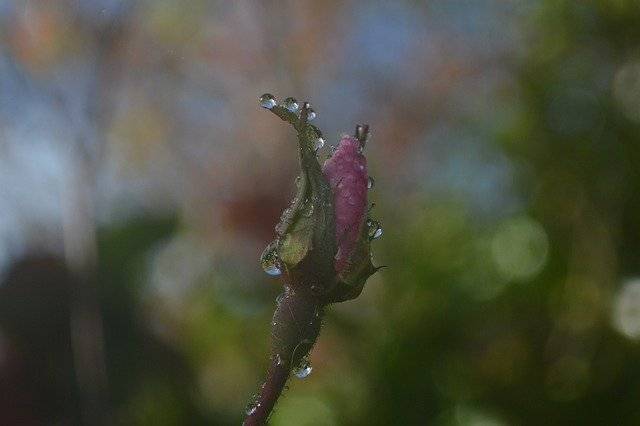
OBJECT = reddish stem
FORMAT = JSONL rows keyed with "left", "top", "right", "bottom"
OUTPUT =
{"left": 243, "top": 287, "right": 323, "bottom": 425}
{"left": 243, "top": 361, "right": 290, "bottom": 425}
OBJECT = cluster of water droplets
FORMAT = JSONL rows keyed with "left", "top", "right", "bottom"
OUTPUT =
{"left": 364, "top": 140, "right": 381, "bottom": 238}
{"left": 259, "top": 94, "right": 316, "bottom": 120}
{"left": 259, "top": 94, "right": 323, "bottom": 154}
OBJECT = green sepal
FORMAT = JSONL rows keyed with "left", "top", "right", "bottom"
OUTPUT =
{"left": 278, "top": 206, "right": 313, "bottom": 267}
{"left": 261, "top": 99, "right": 336, "bottom": 289}
{"left": 324, "top": 219, "right": 378, "bottom": 303}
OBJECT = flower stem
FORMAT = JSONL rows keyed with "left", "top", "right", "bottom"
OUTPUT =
{"left": 243, "top": 360, "right": 290, "bottom": 426}
{"left": 244, "top": 287, "right": 324, "bottom": 425}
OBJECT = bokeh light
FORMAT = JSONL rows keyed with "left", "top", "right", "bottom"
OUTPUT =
{"left": 613, "top": 60, "right": 640, "bottom": 123}
{"left": 612, "top": 278, "right": 640, "bottom": 340}
{"left": 490, "top": 216, "right": 549, "bottom": 282}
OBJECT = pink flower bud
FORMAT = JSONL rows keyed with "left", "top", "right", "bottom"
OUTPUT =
{"left": 322, "top": 136, "right": 368, "bottom": 273}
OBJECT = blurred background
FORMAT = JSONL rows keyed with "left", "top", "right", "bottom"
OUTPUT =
{"left": 1, "top": 0, "right": 640, "bottom": 425}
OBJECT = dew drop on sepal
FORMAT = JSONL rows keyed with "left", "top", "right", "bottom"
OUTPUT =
{"left": 261, "top": 243, "right": 282, "bottom": 276}
{"left": 283, "top": 97, "right": 299, "bottom": 112}
{"left": 301, "top": 102, "right": 316, "bottom": 120}
{"left": 263, "top": 264, "right": 282, "bottom": 276}
{"left": 306, "top": 109, "right": 317, "bottom": 121}
{"left": 259, "top": 93, "right": 277, "bottom": 109}
{"left": 355, "top": 124, "right": 367, "bottom": 141}
{"left": 367, "top": 176, "right": 375, "bottom": 189}
{"left": 367, "top": 219, "right": 383, "bottom": 240}
{"left": 371, "top": 227, "right": 383, "bottom": 240}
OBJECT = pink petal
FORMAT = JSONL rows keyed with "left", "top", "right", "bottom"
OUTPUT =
{"left": 322, "top": 136, "right": 368, "bottom": 273}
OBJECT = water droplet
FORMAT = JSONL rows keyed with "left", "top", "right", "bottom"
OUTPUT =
{"left": 355, "top": 124, "right": 369, "bottom": 145}
{"left": 275, "top": 353, "right": 285, "bottom": 366}
{"left": 302, "top": 202, "right": 314, "bottom": 217}
{"left": 306, "top": 109, "right": 317, "bottom": 121}
{"left": 263, "top": 264, "right": 282, "bottom": 276}
{"left": 368, "top": 220, "right": 383, "bottom": 240}
{"left": 314, "top": 137, "right": 325, "bottom": 151}
{"left": 259, "top": 93, "right": 277, "bottom": 109}
{"left": 372, "top": 227, "right": 383, "bottom": 240}
{"left": 294, "top": 359, "right": 313, "bottom": 379}
{"left": 301, "top": 103, "right": 315, "bottom": 120}
{"left": 367, "top": 176, "right": 375, "bottom": 189}
{"left": 283, "top": 97, "right": 299, "bottom": 112}
{"left": 276, "top": 292, "right": 285, "bottom": 304}
{"left": 261, "top": 243, "right": 282, "bottom": 276}
{"left": 245, "top": 394, "right": 259, "bottom": 416}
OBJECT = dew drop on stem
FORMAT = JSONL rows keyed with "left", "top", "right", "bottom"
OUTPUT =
{"left": 294, "top": 359, "right": 313, "bottom": 379}
{"left": 245, "top": 394, "right": 259, "bottom": 416}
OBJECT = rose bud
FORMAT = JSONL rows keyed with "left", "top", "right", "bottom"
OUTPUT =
{"left": 245, "top": 94, "right": 381, "bottom": 426}
{"left": 322, "top": 127, "right": 380, "bottom": 303}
